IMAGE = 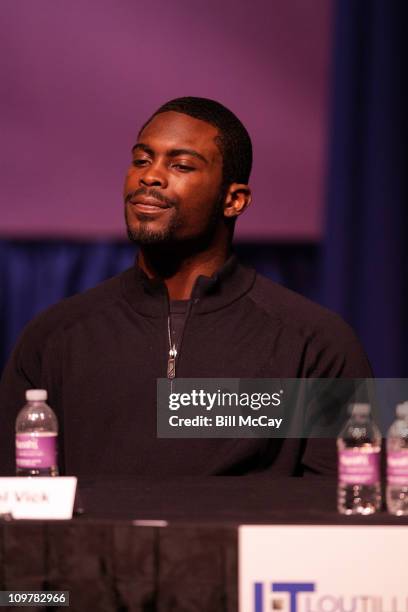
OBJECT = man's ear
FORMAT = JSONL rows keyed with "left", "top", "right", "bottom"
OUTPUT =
{"left": 223, "top": 183, "right": 252, "bottom": 219}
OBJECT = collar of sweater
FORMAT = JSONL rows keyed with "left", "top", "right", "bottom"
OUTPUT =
{"left": 120, "top": 253, "right": 256, "bottom": 317}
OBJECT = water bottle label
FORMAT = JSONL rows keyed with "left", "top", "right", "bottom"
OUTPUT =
{"left": 387, "top": 451, "right": 408, "bottom": 485}
{"left": 16, "top": 433, "right": 57, "bottom": 468}
{"left": 338, "top": 449, "right": 380, "bottom": 485}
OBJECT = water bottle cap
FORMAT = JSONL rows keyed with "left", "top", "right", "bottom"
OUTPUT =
{"left": 396, "top": 402, "right": 408, "bottom": 419}
{"left": 25, "top": 389, "right": 47, "bottom": 401}
{"left": 349, "top": 403, "right": 371, "bottom": 416}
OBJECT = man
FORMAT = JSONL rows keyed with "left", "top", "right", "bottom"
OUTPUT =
{"left": 0, "top": 97, "right": 371, "bottom": 478}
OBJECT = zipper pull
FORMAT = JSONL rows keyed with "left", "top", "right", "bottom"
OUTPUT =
{"left": 167, "top": 346, "right": 177, "bottom": 379}
{"left": 167, "top": 315, "right": 178, "bottom": 379}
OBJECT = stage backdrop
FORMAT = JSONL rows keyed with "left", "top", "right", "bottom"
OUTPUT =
{"left": 0, "top": 0, "right": 331, "bottom": 241}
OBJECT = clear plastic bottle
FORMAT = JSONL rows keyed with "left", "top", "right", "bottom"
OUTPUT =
{"left": 386, "top": 401, "right": 408, "bottom": 516}
{"left": 15, "top": 389, "right": 59, "bottom": 476}
{"left": 337, "top": 403, "right": 381, "bottom": 515}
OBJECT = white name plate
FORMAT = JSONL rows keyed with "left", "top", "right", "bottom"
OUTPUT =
{"left": 0, "top": 477, "right": 77, "bottom": 520}
{"left": 239, "top": 525, "right": 408, "bottom": 612}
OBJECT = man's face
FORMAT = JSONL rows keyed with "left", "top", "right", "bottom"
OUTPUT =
{"left": 124, "top": 111, "right": 225, "bottom": 245}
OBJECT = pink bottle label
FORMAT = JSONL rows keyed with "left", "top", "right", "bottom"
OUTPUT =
{"left": 338, "top": 449, "right": 380, "bottom": 485}
{"left": 387, "top": 451, "right": 408, "bottom": 486}
{"left": 16, "top": 433, "right": 57, "bottom": 469}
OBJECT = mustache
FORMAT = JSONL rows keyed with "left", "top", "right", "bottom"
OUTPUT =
{"left": 124, "top": 188, "right": 177, "bottom": 208}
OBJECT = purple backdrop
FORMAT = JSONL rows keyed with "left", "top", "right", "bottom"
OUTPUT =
{"left": 0, "top": 0, "right": 331, "bottom": 240}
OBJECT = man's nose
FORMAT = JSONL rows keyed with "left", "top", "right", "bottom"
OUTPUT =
{"left": 139, "top": 163, "right": 168, "bottom": 188}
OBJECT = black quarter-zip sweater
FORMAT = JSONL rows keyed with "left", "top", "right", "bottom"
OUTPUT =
{"left": 0, "top": 256, "right": 372, "bottom": 478}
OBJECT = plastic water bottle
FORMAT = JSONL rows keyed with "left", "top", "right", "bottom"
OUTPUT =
{"left": 386, "top": 401, "right": 408, "bottom": 515}
{"left": 337, "top": 403, "right": 381, "bottom": 514}
{"left": 15, "top": 389, "right": 59, "bottom": 476}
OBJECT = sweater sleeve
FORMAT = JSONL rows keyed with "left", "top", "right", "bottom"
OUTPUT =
{"left": 0, "top": 329, "right": 42, "bottom": 475}
{"left": 301, "top": 312, "right": 373, "bottom": 378}
{"left": 0, "top": 312, "right": 64, "bottom": 476}
{"left": 299, "top": 317, "right": 373, "bottom": 477}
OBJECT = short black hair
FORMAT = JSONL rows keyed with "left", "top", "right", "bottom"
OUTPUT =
{"left": 140, "top": 96, "right": 252, "bottom": 187}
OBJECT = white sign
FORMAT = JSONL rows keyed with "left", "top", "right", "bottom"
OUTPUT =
{"left": 0, "top": 477, "right": 77, "bottom": 520}
{"left": 239, "top": 525, "right": 408, "bottom": 612}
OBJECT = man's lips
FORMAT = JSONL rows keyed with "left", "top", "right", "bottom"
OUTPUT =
{"left": 129, "top": 198, "right": 171, "bottom": 213}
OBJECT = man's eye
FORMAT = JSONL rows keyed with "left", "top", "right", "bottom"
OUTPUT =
{"left": 132, "top": 159, "right": 148, "bottom": 167}
{"left": 173, "top": 164, "right": 195, "bottom": 172}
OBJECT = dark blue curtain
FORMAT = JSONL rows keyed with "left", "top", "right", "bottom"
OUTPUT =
{"left": 323, "top": 0, "right": 408, "bottom": 376}
{"left": 0, "top": 240, "right": 319, "bottom": 373}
